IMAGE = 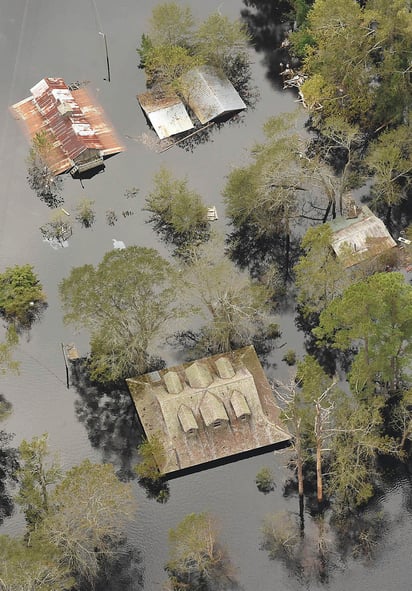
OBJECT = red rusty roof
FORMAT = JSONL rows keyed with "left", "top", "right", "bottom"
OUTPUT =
{"left": 10, "top": 78, "right": 124, "bottom": 175}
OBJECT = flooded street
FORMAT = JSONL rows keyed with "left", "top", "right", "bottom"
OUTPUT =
{"left": 1, "top": 1, "right": 412, "bottom": 589}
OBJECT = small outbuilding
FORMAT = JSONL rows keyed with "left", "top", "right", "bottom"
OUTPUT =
{"left": 181, "top": 66, "right": 246, "bottom": 124}
{"left": 137, "top": 90, "right": 194, "bottom": 139}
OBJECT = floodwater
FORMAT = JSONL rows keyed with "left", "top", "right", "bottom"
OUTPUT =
{"left": 1, "top": 1, "right": 412, "bottom": 589}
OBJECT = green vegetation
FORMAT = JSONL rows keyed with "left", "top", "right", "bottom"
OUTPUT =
{"left": 59, "top": 246, "right": 184, "bottom": 382}
{"left": 144, "top": 166, "right": 210, "bottom": 256}
{"left": 40, "top": 210, "right": 73, "bottom": 244}
{"left": 256, "top": 467, "right": 275, "bottom": 493}
{"left": 0, "top": 264, "right": 46, "bottom": 327}
{"left": 165, "top": 512, "right": 234, "bottom": 590}
{"left": 138, "top": 3, "right": 251, "bottom": 99}
{"left": 0, "top": 327, "right": 19, "bottom": 375}
{"left": 74, "top": 198, "right": 96, "bottom": 228}
{"left": 292, "top": 0, "right": 412, "bottom": 133}
{"left": 2, "top": 434, "right": 136, "bottom": 589}
{"left": 26, "top": 131, "right": 64, "bottom": 208}
{"left": 135, "top": 433, "right": 166, "bottom": 481}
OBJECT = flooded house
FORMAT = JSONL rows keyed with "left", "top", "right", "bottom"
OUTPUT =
{"left": 137, "top": 89, "right": 194, "bottom": 140}
{"left": 181, "top": 65, "right": 247, "bottom": 124}
{"left": 328, "top": 204, "right": 397, "bottom": 268}
{"left": 127, "top": 345, "right": 290, "bottom": 475}
{"left": 10, "top": 77, "right": 124, "bottom": 176}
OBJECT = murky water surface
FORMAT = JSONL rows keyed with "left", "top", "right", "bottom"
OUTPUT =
{"left": 1, "top": 1, "right": 412, "bottom": 589}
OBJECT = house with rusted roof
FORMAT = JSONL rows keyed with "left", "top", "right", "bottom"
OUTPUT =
{"left": 328, "top": 205, "right": 397, "bottom": 268}
{"left": 10, "top": 77, "right": 124, "bottom": 176}
{"left": 127, "top": 345, "right": 290, "bottom": 475}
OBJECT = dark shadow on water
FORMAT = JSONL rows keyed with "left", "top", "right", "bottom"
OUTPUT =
{"left": 165, "top": 439, "right": 291, "bottom": 482}
{"left": 241, "top": 0, "right": 298, "bottom": 90}
{"left": 82, "top": 538, "right": 144, "bottom": 591}
{"left": 226, "top": 223, "right": 302, "bottom": 284}
{"left": 70, "top": 360, "right": 142, "bottom": 481}
{"left": 138, "top": 476, "right": 170, "bottom": 504}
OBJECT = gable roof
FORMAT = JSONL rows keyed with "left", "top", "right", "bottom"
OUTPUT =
{"left": 181, "top": 66, "right": 246, "bottom": 124}
{"left": 178, "top": 404, "right": 198, "bottom": 432}
{"left": 230, "top": 390, "right": 251, "bottom": 418}
{"left": 137, "top": 90, "right": 194, "bottom": 139}
{"left": 328, "top": 206, "right": 397, "bottom": 268}
{"left": 185, "top": 361, "right": 213, "bottom": 389}
{"left": 10, "top": 78, "right": 124, "bottom": 175}
{"left": 199, "top": 392, "right": 229, "bottom": 427}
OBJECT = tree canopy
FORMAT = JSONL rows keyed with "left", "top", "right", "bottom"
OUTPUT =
{"left": 314, "top": 272, "right": 412, "bottom": 397}
{"left": 144, "top": 166, "right": 210, "bottom": 256}
{"left": 292, "top": 0, "right": 412, "bottom": 133}
{"left": 59, "top": 246, "right": 184, "bottom": 382}
{"left": 0, "top": 264, "right": 46, "bottom": 327}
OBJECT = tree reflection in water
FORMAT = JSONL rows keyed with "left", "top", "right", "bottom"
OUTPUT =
{"left": 84, "top": 537, "right": 144, "bottom": 591}
{"left": 70, "top": 360, "right": 142, "bottom": 481}
{"left": 241, "top": 0, "right": 296, "bottom": 89}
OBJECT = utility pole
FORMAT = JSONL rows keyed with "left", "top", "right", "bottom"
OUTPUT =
{"left": 99, "top": 32, "right": 111, "bottom": 82}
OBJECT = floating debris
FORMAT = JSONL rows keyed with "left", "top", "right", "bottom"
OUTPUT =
{"left": 112, "top": 239, "right": 126, "bottom": 250}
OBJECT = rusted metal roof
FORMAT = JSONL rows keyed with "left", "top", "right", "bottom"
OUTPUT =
{"left": 329, "top": 206, "right": 397, "bottom": 268}
{"left": 137, "top": 90, "right": 194, "bottom": 139}
{"left": 181, "top": 66, "right": 246, "bottom": 124}
{"left": 10, "top": 78, "right": 124, "bottom": 175}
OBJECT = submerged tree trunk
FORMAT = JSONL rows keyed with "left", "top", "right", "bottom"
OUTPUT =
{"left": 315, "top": 401, "right": 323, "bottom": 504}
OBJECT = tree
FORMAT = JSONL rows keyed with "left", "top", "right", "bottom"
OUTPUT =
{"left": 294, "top": 224, "right": 349, "bottom": 320}
{"left": 15, "top": 434, "right": 62, "bottom": 532}
{"left": 255, "top": 467, "right": 275, "bottom": 493}
{"left": 135, "top": 433, "right": 166, "bottom": 481}
{"left": 0, "top": 265, "right": 46, "bottom": 327}
{"left": 314, "top": 272, "right": 412, "bottom": 398}
{"left": 26, "top": 132, "right": 64, "bottom": 208}
{"left": 194, "top": 12, "right": 250, "bottom": 76}
{"left": 148, "top": 2, "right": 195, "bottom": 47}
{"left": 144, "top": 166, "right": 210, "bottom": 256}
{"left": 293, "top": 0, "right": 412, "bottom": 133}
{"left": 143, "top": 44, "right": 203, "bottom": 90}
{"left": 59, "top": 246, "right": 184, "bottom": 382}
{"left": 0, "top": 535, "right": 73, "bottom": 591}
{"left": 273, "top": 378, "right": 309, "bottom": 518}
{"left": 165, "top": 512, "right": 234, "bottom": 590}
{"left": 297, "top": 355, "right": 336, "bottom": 505}
{"left": 74, "top": 198, "right": 96, "bottom": 228}
{"left": 365, "top": 124, "right": 412, "bottom": 208}
{"left": 39, "top": 459, "right": 136, "bottom": 585}
{"left": 327, "top": 396, "right": 398, "bottom": 509}
{"left": 179, "top": 236, "right": 277, "bottom": 356}
{"left": 40, "top": 210, "right": 73, "bottom": 245}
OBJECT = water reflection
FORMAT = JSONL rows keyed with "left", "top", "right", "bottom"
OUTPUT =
{"left": 0, "top": 395, "right": 19, "bottom": 526}
{"left": 87, "top": 538, "right": 144, "bottom": 591}
{"left": 70, "top": 360, "right": 142, "bottom": 481}
{"left": 241, "top": 0, "right": 294, "bottom": 89}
